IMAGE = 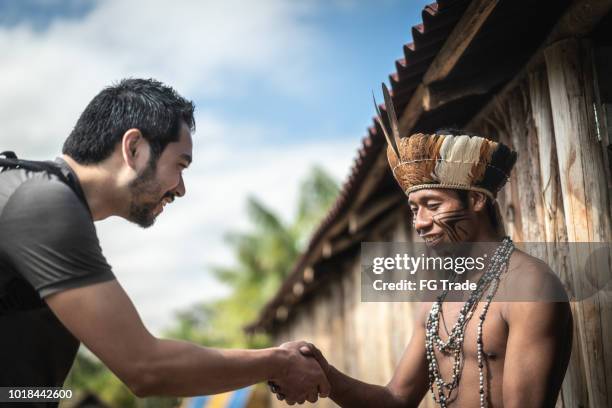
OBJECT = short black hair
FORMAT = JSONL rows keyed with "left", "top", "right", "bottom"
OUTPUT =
{"left": 63, "top": 78, "right": 195, "bottom": 164}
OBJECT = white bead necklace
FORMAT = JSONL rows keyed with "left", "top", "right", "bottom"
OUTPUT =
{"left": 425, "top": 237, "right": 514, "bottom": 407}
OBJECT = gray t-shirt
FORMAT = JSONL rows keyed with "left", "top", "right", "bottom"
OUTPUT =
{"left": 0, "top": 158, "right": 115, "bottom": 400}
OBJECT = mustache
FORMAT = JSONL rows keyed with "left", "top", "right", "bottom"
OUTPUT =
{"left": 162, "top": 192, "right": 176, "bottom": 202}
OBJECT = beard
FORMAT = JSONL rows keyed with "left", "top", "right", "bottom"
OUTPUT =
{"left": 128, "top": 160, "right": 164, "bottom": 228}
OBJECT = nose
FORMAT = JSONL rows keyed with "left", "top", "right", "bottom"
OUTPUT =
{"left": 413, "top": 208, "right": 432, "bottom": 233}
{"left": 174, "top": 174, "right": 186, "bottom": 198}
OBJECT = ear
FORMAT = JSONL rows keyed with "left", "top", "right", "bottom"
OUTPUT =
{"left": 470, "top": 191, "right": 488, "bottom": 212}
{"left": 121, "top": 129, "right": 148, "bottom": 170}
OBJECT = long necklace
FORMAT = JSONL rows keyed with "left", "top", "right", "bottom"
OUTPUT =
{"left": 425, "top": 237, "right": 514, "bottom": 408}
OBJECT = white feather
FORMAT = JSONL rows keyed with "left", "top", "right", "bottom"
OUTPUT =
{"left": 434, "top": 135, "right": 484, "bottom": 185}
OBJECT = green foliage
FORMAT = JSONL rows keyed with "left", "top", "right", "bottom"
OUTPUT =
{"left": 63, "top": 351, "right": 181, "bottom": 408}
{"left": 295, "top": 165, "right": 341, "bottom": 242}
{"left": 63, "top": 352, "right": 162, "bottom": 408}
{"left": 167, "top": 165, "right": 339, "bottom": 348}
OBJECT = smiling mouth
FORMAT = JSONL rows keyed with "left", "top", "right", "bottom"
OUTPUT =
{"left": 423, "top": 235, "right": 443, "bottom": 246}
{"left": 154, "top": 197, "right": 172, "bottom": 215}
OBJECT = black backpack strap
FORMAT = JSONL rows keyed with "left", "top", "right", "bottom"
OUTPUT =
{"left": 0, "top": 152, "right": 89, "bottom": 315}
{"left": 0, "top": 152, "right": 88, "bottom": 208}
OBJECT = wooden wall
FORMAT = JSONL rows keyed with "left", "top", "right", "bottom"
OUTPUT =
{"left": 472, "top": 38, "right": 612, "bottom": 408}
{"left": 269, "top": 39, "right": 611, "bottom": 408}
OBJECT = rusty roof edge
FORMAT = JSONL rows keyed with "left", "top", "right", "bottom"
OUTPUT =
{"left": 245, "top": 126, "right": 386, "bottom": 333}
{"left": 245, "top": 0, "right": 466, "bottom": 334}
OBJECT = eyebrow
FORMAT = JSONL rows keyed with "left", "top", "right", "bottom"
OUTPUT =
{"left": 180, "top": 153, "right": 192, "bottom": 164}
{"left": 409, "top": 194, "right": 444, "bottom": 205}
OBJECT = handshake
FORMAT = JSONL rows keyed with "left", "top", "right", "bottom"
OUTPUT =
{"left": 268, "top": 341, "right": 331, "bottom": 405}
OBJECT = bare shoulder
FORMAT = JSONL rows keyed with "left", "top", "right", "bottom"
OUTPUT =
{"left": 500, "top": 248, "right": 569, "bottom": 302}
{"left": 507, "top": 248, "right": 555, "bottom": 277}
{"left": 498, "top": 250, "right": 572, "bottom": 335}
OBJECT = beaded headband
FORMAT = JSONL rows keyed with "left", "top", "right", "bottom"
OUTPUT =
{"left": 373, "top": 83, "right": 517, "bottom": 200}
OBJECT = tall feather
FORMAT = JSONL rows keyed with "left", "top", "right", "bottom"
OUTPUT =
{"left": 373, "top": 91, "right": 401, "bottom": 161}
{"left": 381, "top": 83, "right": 402, "bottom": 158}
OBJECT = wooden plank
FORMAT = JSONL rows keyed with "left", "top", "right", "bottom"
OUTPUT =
{"left": 579, "top": 43, "right": 612, "bottom": 402}
{"left": 545, "top": 39, "right": 612, "bottom": 241}
{"left": 423, "top": 0, "right": 499, "bottom": 85}
{"left": 351, "top": 152, "right": 391, "bottom": 210}
{"left": 398, "top": 0, "right": 500, "bottom": 135}
{"left": 528, "top": 67, "right": 567, "bottom": 244}
{"left": 348, "top": 194, "right": 403, "bottom": 234}
{"left": 506, "top": 82, "right": 547, "bottom": 243}
{"left": 545, "top": 38, "right": 612, "bottom": 408}
{"left": 422, "top": 71, "right": 502, "bottom": 111}
{"left": 342, "top": 257, "right": 358, "bottom": 377}
{"left": 468, "top": 0, "right": 612, "bottom": 130}
{"left": 485, "top": 108, "right": 524, "bottom": 241}
{"left": 528, "top": 63, "right": 587, "bottom": 408}
{"left": 398, "top": 84, "right": 427, "bottom": 137}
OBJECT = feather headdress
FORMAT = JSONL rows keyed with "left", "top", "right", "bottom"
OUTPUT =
{"left": 373, "top": 83, "right": 517, "bottom": 200}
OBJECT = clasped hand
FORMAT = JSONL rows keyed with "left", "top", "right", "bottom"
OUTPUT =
{"left": 269, "top": 341, "right": 330, "bottom": 405}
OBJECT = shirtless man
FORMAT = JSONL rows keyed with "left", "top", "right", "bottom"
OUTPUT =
{"left": 273, "top": 123, "right": 572, "bottom": 407}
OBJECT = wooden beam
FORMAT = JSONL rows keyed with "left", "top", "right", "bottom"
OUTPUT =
{"left": 506, "top": 83, "right": 547, "bottom": 244}
{"left": 348, "top": 193, "right": 403, "bottom": 234}
{"left": 528, "top": 67, "right": 566, "bottom": 244}
{"left": 467, "top": 0, "right": 612, "bottom": 129}
{"left": 351, "top": 152, "right": 391, "bottom": 210}
{"left": 422, "top": 71, "right": 505, "bottom": 111}
{"left": 398, "top": 84, "right": 427, "bottom": 136}
{"left": 325, "top": 230, "right": 369, "bottom": 259}
{"left": 545, "top": 38, "right": 612, "bottom": 408}
{"left": 398, "top": 0, "right": 500, "bottom": 135}
{"left": 423, "top": 0, "right": 499, "bottom": 85}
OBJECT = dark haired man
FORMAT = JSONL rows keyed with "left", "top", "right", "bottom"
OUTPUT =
{"left": 271, "top": 131, "right": 573, "bottom": 407}
{"left": 0, "top": 78, "right": 328, "bottom": 406}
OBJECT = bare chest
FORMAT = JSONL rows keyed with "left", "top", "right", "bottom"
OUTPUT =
{"left": 432, "top": 301, "right": 508, "bottom": 359}
{"left": 425, "top": 301, "right": 509, "bottom": 406}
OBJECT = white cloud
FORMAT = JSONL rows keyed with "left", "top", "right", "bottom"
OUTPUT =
{"left": 0, "top": 0, "right": 324, "bottom": 157}
{"left": 0, "top": 0, "right": 360, "bottom": 333}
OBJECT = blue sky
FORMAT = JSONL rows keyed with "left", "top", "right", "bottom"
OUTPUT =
{"left": 0, "top": 0, "right": 430, "bottom": 332}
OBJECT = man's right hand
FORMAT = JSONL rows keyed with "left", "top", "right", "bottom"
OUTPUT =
{"left": 269, "top": 341, "right": 330, "bottom": 405}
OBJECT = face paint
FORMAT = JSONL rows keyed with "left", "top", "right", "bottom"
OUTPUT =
{"left": 432, "top": 209, "right": 472, "bottom": 242}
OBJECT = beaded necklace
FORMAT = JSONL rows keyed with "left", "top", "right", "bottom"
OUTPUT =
{"left": 425, "top": 237, "right": 514, "bottom": 407}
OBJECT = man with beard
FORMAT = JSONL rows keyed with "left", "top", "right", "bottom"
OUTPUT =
{"left": 0, "top": 78, "right": 328, "bottom": 406}
{"left": 270, "top": 87, "right": 573, "bottom": 407}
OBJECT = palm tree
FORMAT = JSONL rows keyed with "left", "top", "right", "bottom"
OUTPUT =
{"left": 169, "top": 165, "right": 340, "bottom": 348}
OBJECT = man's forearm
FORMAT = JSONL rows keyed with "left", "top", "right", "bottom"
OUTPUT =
{"left": 326, "top": 365, "right": 411, "bottom": 408}
{"left": 131, "top": 338, "right": 286, "bottom": 397}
